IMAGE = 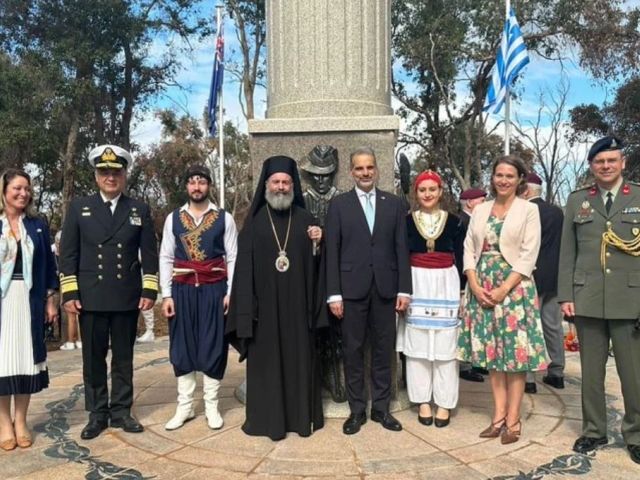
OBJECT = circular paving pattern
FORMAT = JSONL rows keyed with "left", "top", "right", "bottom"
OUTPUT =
{"left": 3, "top": 340, "right": 638, "bottom": 479}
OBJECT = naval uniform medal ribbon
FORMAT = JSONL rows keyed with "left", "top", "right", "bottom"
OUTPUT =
{"left": 266, "top": 205, "right": 292, "bottom": 273}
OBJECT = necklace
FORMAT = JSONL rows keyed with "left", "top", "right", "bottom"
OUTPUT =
{"left": 266, "top": 205, "right": 292, "bottom": 272}
{"left": 413, "top": 210, "right": 447, "bottom": 252}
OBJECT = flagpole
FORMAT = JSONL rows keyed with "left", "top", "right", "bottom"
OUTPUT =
{"left": 504, "top": 0, "right": 511, "bottom": 155}
{"left": 216, "top": 4, "right": 225, "bottom": 209}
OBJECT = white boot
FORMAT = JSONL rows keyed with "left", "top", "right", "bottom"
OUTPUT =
{"left": 165, "top": 372, "right": 197, "bottom": 430}
{"left": 203, "top": 375, "right": 223, "bottom": 429}
{"left": 137, "top": 309, "right": 155, "bottom": 343}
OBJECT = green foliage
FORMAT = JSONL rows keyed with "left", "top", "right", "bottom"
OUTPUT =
{"left": 0, "top": 0, "right": 210, "bottom": 224}
{"left": 392, "top": 0, "right": 640, "bottom": 191}
{"left": 569, "top": 76, "right": 640, "bottom": 180}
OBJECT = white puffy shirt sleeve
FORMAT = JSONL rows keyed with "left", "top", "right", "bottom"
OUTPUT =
{"left": 224, "top": 211, "right": 238, "bottom": 295}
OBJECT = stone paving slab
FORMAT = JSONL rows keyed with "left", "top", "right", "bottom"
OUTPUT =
{"left": 2, "top": 337, "right": 638, "bottom": 479}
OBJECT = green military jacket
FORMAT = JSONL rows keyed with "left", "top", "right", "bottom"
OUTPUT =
{"left": 558, "top": 180, "right": 640, "bottom": 319}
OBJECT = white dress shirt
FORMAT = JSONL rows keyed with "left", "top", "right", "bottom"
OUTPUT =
{"left": 600, "top": 177, "right": 623, "bottom": 204}
{"left": 159, "top": 201, "right": 238, "bottom": 298}
{"left": 99, "top": 192, "right": 121, "bottom": 214}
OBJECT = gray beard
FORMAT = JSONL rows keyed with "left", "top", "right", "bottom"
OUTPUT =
{"left": 265, "top": 190, "right": 294, "bottom": 210}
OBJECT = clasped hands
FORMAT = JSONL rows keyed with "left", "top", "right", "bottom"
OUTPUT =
{"left": 472, "top": 284, "right": 508, "bottom": 308}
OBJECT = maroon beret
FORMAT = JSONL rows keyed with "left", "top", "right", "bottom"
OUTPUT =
{"left": 460, "top": 188, "right": 487, "bottom": 200}
{"left": 526, "top": 172, "right": 542, "bottom": 185}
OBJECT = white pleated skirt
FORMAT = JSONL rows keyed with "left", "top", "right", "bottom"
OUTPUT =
{"left": 0, "top": 280, "right": 48, "bottom": 395}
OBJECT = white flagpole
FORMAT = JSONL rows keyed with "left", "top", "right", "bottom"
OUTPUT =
{"left": 504, "top": 0, "right": 511, "bottom": 155}
{"left": 216, "top": 4, "right": 225, "bottom": 209}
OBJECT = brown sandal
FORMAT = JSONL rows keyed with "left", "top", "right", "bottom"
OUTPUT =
{"left": 0, "top": 437, "right": 17, "bottom": 451}
{"left": 479, "top": 416, "right": 506, "bottom": 438}
{"left": 16, "top": 434, "right": 32, "bottom": 448}
{"left": 501, "top": 419, "right": 522, "bottom": 444}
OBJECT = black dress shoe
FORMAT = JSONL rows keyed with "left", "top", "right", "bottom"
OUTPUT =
{"left": 525, "top": 382, "right": 537, "bottom": 394}
{"left": 342, "top": 412, "right": 366, "bottom": 435}
{"left": 573, "top": 435, "right": 608, "bottom": 453}
{"left": 472, "top": 366, "right": 489, "bottom": 375}
{"left": 542, "top": 375, "right": 565, "bottom": 389}
{"left": 110, "top": 415, "right": 144, "bottom": 433}
{"left": 434, "top": 417, "right": 450, "bottom": 428}
{"left": 370, "top": 410, "right": 402, "bottom": 432}
{"left": 80, "top": 419, "right": 108, "bottom": 440}
{"left": 460, "top": 369, "right": 484, "bottom": 382}
{"left": 628, "top": 444, "right": 640, "bottom": 464}
{"left": 418, "top": 415, "right": 433, "bottom": 426}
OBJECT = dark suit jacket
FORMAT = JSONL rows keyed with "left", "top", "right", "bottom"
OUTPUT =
{"left": 59, "top": 193, "right": 158, "bottom": 311}
{"left": 325, "top": 188, "right": 411, "bottom": 300}
{"left": 530, "top": 197, "right": 564, "bottom": 296}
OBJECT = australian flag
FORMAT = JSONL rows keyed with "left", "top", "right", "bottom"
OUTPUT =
{"left": 208, "top": 24, "right": 224, "bottom": 136}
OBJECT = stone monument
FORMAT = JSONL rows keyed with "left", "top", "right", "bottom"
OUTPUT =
{"left": 249, "top": 0, "right": 399, "bottom": 191}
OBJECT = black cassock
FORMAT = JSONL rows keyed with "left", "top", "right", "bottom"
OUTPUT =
{"left": 227, "top": 204, "right": 324, "bottom": 440}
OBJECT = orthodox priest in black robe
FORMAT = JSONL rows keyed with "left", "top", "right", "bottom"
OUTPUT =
{"left": 227, "top": 156, "right": 325, "bottom": 441}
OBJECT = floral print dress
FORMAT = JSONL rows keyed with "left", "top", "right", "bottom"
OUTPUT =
{"left": 458, "top": 215, "right": 548, "bottom": 372}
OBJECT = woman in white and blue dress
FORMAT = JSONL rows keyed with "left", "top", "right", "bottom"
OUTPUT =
{"left": 0, "top": 169, "right": 58, "bottom": 451}
{"left": 397, "top": 170, "right": 466, "bottom": 428}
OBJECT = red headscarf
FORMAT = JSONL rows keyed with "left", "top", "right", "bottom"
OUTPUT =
{"left": 414, "top": 170, "right": 442, "bottom": 191}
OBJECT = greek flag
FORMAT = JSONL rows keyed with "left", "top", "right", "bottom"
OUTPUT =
{"left": 208, "top": 24, "right": 224, "bottom": 136}
{"left": 484, "top": 8, "right": 529, "bottom": 114}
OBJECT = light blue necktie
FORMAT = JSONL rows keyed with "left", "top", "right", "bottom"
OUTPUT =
{"left": 364, "top": 192, "right": 375, "bottom": 233}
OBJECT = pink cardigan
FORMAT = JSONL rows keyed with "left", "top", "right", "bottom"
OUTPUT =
{"left": 463, "top": 197, "right": 541, "bottom": 278}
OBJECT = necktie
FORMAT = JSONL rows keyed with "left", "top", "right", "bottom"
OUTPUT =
{"left": 364, "top": 192, "right": 375, "bottom": 233}
{"left": 605, "top": 192, "right": 613, "bottom": 214}
{"left": 105, "top": 200, "right": 113, "bottom": 216}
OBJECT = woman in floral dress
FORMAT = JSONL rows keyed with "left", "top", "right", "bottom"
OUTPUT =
{"left": 458, "top": 155, "right": 547, "bottom": 444}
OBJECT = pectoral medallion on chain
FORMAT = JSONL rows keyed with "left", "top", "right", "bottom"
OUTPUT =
{"left": 275, "top": 250, "right": 290, "bottom": 273}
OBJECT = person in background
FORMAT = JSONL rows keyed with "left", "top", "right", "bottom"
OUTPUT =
{"left": 458, "top": 155, "right": 547, "bottom": 445}
{"left": 458, "top": 188, "right": 488, "bottom": 383}
{"left": 397, "top": 170, "right": 465, "bottom": 428}
{"left": 0, "top": 169, "right": 58, "bottom": 451}
{"left": 55, "top": 231, "right": 82, "bottom": 351}
{"left": 521, "top": 172, "right": 565, "bottom": 394}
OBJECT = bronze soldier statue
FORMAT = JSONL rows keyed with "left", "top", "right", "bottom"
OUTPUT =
{"left": 300, "top": 145, "right": 346, "bottom": 402}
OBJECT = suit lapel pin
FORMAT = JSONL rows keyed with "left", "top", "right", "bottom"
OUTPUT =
{"left": 633, "top": 228, "right": 640, "bottom": 236}
{"left": 36, "top": 228, "right": 42, "bottom": 233}
{"left": 380, "top": 196, "right": 386, "bottom": 200}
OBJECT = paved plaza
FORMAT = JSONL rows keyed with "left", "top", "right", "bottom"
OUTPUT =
{"left": 2, "top": 339, "right": 637, "bottom": 479}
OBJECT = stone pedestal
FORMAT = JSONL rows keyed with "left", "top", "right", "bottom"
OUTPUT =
{"left": 250, "top": 0, "right": 399, "bottom": 191}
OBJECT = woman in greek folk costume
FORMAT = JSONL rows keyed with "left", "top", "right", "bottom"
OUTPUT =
{"left": 397, "top": 170, "right": 465, "bottom": 428}
{"left": 0, "top": 169, "right": 58, "bottom": 451}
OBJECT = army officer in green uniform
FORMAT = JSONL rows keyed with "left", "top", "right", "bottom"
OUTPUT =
{"left": 60, "top": 145, "right": 159, "bottom": 440}
{"left": 558, "top": 136, "right": 640, "bottom": 464}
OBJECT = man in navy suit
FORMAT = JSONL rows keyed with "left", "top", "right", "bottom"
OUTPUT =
{"left": 325, "top": 147, "right": 412, "bottom": 435}
{"left": 522, "top": 172, "right": 565, "bottom": 393}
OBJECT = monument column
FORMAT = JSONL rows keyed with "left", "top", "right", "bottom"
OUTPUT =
{"left": 249, "top": 0, "right": 399, "bottom": 192}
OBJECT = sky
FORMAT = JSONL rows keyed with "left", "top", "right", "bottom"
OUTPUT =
{"left": 130, "top": 1, "right": 628, "bottom": 174}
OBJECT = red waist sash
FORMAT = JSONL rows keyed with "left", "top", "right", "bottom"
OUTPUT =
{"left": 410, "top": 252, "right": 455, "bottom": 269}
{"left": 173, "top": 257, "right": 227, "bottom": 286}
